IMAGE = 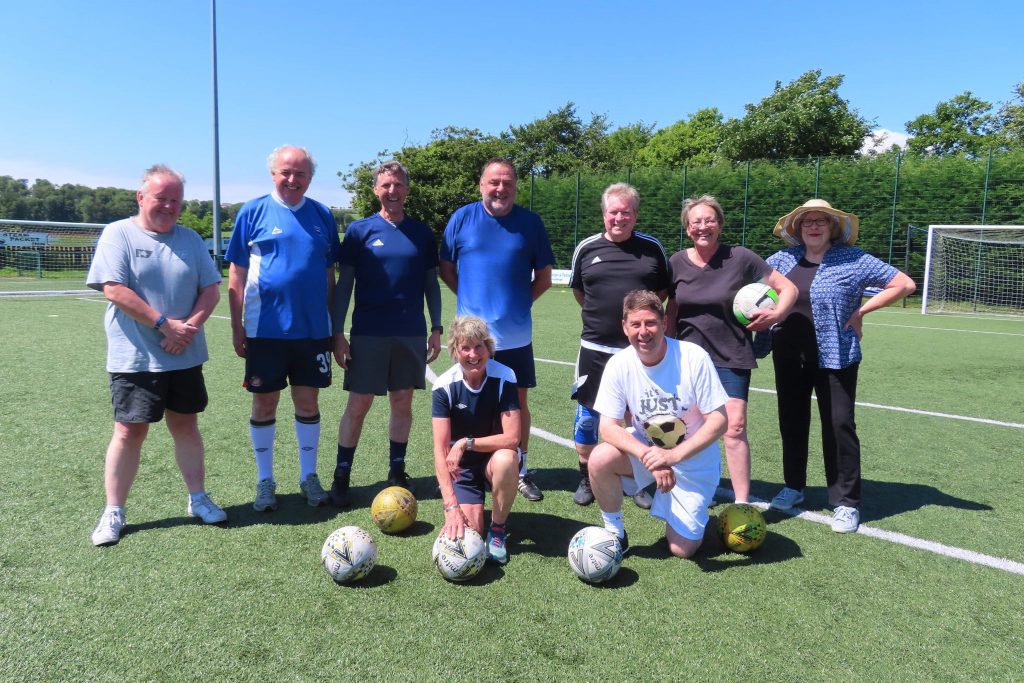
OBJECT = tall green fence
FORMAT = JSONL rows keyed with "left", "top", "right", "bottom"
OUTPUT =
{"left": 527, "top": 150, "right": 1024, "bottom": 285}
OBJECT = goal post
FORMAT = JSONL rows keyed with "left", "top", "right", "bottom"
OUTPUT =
{"left": 921, "top": 225, "right": 1024, "bottom": 316}
{"left": 0, "top": 219, "right": 105, "bottom": 278}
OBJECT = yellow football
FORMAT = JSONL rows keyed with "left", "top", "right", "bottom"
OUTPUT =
{"left": 370, "top": 486, "right": 417, "bottom": 534}
{"left": 718, "top": 503, "right": 767, "bottom": 553}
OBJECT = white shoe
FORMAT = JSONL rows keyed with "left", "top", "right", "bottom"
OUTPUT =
{"left": 831, "top": 506, "right": 860, "bottom": 533}
{"left": 188, "top": 492, "right": 227, "bottom": 524}
{"left": 92, "top": 508, "right": 125, "bottom": 546}
{"left": 769, "top": 487, "right": 805, "bottom": 511}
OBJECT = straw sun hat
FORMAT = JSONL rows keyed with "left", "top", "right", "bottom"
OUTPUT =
{"left": 772, "top": 199, "right": 859, "bottom": 246}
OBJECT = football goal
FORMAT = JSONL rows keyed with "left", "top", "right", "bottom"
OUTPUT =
{"left": 921, "top": 225, "right": 1024, "bottom": 316}
{"left": 0, "top": 219, "right": 104, "bottom": 278}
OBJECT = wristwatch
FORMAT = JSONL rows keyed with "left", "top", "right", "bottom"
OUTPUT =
{"left": 466, "top": 437, "right": 475, "bottom": 452}
{"left": 154, "top": 315, "right": 167, "bottom": 330}
{"left": 443, "top": 502, "right": 461, "bottom": 513}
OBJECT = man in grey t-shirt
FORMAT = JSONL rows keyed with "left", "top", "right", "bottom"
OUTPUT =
{"left": 86, "top": 164, "right": 226, "bottom": 547}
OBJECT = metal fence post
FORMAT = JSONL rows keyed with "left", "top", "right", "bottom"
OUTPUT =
{"left": 680, "top": 164, "right": 688, "bottom": 251}
{"left": 888, "top": 151, "right": 902, "bottom": 264}
{"left": 574, "top": 171, "right": 580, "bottom": 249}
{"left": 814, "top": 156, "right": 821, "bottom": 198}
{"left": 741, "top": 160, "right": 750, "bottom": 247}
{"left": 981, "top": 148, "right": 992, "bottom": 224}
{"left": 530, "top": 171, "right": 535, "bottom": 212}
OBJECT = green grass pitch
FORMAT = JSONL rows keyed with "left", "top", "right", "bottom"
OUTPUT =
{"left": 1, "top": 286, "right": 1022, "bottom": 681}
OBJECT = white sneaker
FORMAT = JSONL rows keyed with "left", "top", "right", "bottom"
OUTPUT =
{"left": 92, "top": 508, "right": 125, "bottom": 546}
{"left": 769, "top": 487, "right": 805, "bottom": 511}
{"left": 188, "top": 492, "right": 227, "bottom": 524}
{"left": 832, "top": 506, "right": 860, "bottom": 533}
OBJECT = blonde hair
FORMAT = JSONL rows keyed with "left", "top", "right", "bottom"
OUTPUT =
{"left": 681, "top": 194, "right": 724, "bottom": 227}
{"left": 447, "top": 316, "right": 496, "bottom": 360}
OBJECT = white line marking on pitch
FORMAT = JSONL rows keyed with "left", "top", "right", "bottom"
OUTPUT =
{"left": 865, "top": 322, "right": 1024, "bottom": 337}
{"left": 536, "top": 357, "right": 1024, "bottom": 429}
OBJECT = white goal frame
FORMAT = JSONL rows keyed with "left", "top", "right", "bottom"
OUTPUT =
{"left": 921, "top": 225, "right": 1024, "bottom": 316}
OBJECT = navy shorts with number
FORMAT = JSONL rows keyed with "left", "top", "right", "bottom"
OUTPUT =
{"left": 453, "top": 450, "right": 491, "bottom": 505}
{"left": 244, "top": 337, "right": 333, "bottom": 393}
{"left": 110, "top": 365, "right": 208, "bottom": 423}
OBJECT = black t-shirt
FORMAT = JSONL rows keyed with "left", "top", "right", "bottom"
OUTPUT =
{"left": 569, "top": 232, "right": 670, "bottom": 347}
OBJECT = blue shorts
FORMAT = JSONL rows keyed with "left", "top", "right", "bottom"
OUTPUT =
{"left": 244, "top": 337, "right": 332, "bottom": 393}
{"left": 493, "top": 343, "right": 536, "bottom": 388}
{"left": 715, "top": 366, "right": 751, "bottom": 401}
{"left": 453, "top": 450, "right": 491, "bottom": 505}
{"left": 573, "top": 403, "right": 600, "bottom": 446}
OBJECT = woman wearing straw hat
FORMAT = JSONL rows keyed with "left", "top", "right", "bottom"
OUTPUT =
{"left": 666, "top": 195, "right": 796, "bottom": 506}
{"left": 764, "top": 199, "right": 915, "bottom": 533}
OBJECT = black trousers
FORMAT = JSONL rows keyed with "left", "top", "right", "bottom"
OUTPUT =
{"left": 772, "top": 336, "right": 861, "bottom": 508}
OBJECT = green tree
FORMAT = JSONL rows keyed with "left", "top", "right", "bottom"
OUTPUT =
{"left": 590, "top": 122, "right": 654, "bottom": 171}
{"left": 719, "top": 70, "right": 870, "bottom": 160}
{"left": 905, "top": 91, "right": 995, "bottom": 156}
{"left": 994, "top": 82, "right": 1024, "bottom": 150}
{"left": 507, "top": 102, "right": 610, "bottom": 177}
{"left": 635, "top": 108, "right": 724, "bottom": 167}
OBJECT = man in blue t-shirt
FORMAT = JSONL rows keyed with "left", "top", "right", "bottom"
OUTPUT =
{"left": 226, "top": 145, "right": 342, "bottom": 513}
{"left": 439, "top": 158, "right": 555, "bottom": 502}
{"left": 329, "top": 161, "right": 443, "bottom": 506}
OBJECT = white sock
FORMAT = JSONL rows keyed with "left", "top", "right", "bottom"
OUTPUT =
{"left": 518, "top": 449, "right": 528, "bottom": 477}
{"left": 104, "top": 504, "right": 125, "bottom": 516}
{"left": 296, "top": 416, "right": 321, "bottom": 482}
{"left": 250, "top": 421, "right": 276, "bottom": 481}
{"left": 600, "top": 510, "right": 625, "bottom": 538}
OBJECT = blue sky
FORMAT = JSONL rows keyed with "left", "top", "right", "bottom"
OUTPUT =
{"left": 1, "top": 0, "right": 1021, "bottom": 208}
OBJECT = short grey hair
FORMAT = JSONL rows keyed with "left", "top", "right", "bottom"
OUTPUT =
{"left": 140, "top": 164, "right": 185, "bottom": 193}
{"left": 373, "top": 160, "right": 409, "bottom": 186}
{"left": 267, "top": 145, "right": 317, "bottom": 176}
{"left": 681, "top": 194, "right": 724, "bottom": 227}
{"left": 601, "top": 182, "right": 639, "bottom": 213}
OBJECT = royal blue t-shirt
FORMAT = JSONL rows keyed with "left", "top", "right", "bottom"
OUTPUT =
{"left": 440, "top": 202, "right": 554, "bottom": 350}
{"left": 336, "top": 213, "right": 438, "bottom": 337}
{"left": 226, "top": 194, "right": 341, "bottom": 339}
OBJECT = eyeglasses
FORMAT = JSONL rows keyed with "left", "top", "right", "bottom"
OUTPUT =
{"left": 688, "top": 218, "right": 719, "bottom": 227}
{"left": 799, "top": 218, "right": 830, "bottom": 228}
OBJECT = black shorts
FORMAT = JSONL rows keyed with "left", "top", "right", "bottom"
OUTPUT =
{"left": 244, "top": 337, "right": 332, "bottom": 393}
{"left": 572, "top": 345, "right": 615, "bottom": 408}
{"left": 109, "top": 366, "right": 208, "bottom": 423}
{"left": 493, "top": 343, "right": 536, "bottom": 388}
{"left": 453, "top": 450, "right": 491, "bottom": 505}
{"left": 344, "top": 336, "right": 426, "bottom": 395}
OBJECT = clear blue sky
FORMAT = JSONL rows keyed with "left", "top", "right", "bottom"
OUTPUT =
{"left": 1, "top": 0, "right": 1021, "bottom": 208}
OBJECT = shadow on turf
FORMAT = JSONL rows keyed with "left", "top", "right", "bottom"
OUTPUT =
{"left": 750, "top": 478, "right": 992, "bottom": 524}
{"left": 335, "top": 564, "right": 398, "bottom": 589}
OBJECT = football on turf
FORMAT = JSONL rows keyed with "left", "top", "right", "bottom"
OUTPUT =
{"left": 643, "top": 413, "right": 687, "bottom": 448}
{"left": 718, "top": 503, "right": 767, "bottom": 553}
{"left": 733, "top": 283, "right": 779, "bottom": 325}
{"left": 370, "top": 486, "right": 417, "bottom": 533}
{"left": 321, "top": 526, "right": 377, "bottom": 583}
{"left": 567, "top": 526, "right": 623, "bottom": 584}
{"left": 432, "top": 528, "right": 487, "bottom": 582}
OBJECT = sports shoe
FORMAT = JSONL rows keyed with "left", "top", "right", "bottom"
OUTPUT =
{"left": 517, "top": 473, "right": 544, "bottom": 501}
{"left": 832, "top": 506, "right": 860, "bottom": 533}
{"left": 617, "top": 531, "right": 631, "bottom": 558}
{"left": 573, "top": 477, "right": 594, "bottom": 506}
{"left": 330, "top": 473, "right": 352, "bottom": 508}
{"left": 253, "top": 478, "right": 278, "bottom": 512}
{"left": 486, "top": 526, "right": 509, "bottom": 565}
{"left": 769, "top": 487, "right": 805, "bottom": 511}
{"left": 632, "top": 488, "right": 653, "bottom": 510}
{"left": 300, "top": 473, "right": 329, "bottom": 507}
{"left": 91, "top": 508, "right": 125, "bottom": 546}
{"left": 187, "top": 493, "right": 227, "bottom": 524}
{"left": 386, "top": 469, "right": 413, "bottom": 492}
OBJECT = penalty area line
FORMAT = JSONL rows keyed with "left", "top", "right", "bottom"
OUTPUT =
{"left": 428, "top": 364, "right": 1024, "bottom": 576}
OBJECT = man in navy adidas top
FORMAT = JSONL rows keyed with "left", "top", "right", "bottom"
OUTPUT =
{"left": 568, "top": 183, "right": 670, "bottom": 508}
{"left": 439, "top": 158, "right": 555, "bottom": 502}
{"left": 431, "top": 316, "right": 521, "bottom": 565}
{"left": 329, "top": 161, "right": 443, "bottom": 506}
{"left": 226, "top": 145, "right": 341, "bottom": 512}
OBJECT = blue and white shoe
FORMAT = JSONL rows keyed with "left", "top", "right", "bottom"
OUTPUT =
{"left": 486, "top": 526, "right": 509, "bottom": 565}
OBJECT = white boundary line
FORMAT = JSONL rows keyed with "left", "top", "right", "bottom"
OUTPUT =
{"left": 865, "top": 322, "right": 1024, "bottom": 337}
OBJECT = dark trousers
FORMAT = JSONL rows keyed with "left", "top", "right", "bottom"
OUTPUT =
{"left": 772, "top": 339, "right": 861, "bottom": 508}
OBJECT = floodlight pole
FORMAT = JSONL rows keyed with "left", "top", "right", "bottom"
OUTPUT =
{"left": 211, "top": 0, "right": 223, "bottom": 264}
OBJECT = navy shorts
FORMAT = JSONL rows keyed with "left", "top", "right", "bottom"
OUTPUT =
{"left": 715, "top": 366, "right": 751, "bottom": 401}
{"left": 244, "top": 337, "right": 332, "bottom": 393}
{"left": 493, "top": 343, "right": 536, "bottom": 389}
{"left": 453, "top": 450, "right": 491, "bottom": 505}
{"left": 344, "top": 336, "right": 426, "bottom": 395}
{"left": 110, "top": 366, "right": 208, "bottom": 423}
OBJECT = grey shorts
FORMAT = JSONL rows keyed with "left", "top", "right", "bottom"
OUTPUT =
{"left": 109, "top": 366, "right": 208, "bottom": 423}
{"left": 343, "top": 336, "right": 426, "bottom": 395}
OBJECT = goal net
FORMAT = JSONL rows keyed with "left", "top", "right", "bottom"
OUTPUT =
{"left": 0, "top": 219, "right": 104, "bottom": 279}
{"left": 922, "top": 225, "right": 1024, "bottom": 316}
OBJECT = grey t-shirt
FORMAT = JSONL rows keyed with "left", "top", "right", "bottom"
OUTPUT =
{"left": 87, "top": 218, "right": 221, "bottom": 372}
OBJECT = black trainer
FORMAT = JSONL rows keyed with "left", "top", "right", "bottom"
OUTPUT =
{"left": 618, "top": 531, "right": 631, "bottom": 558}
{"left": 330, "top": 470, "right": 352, "bottom": 508}
{"left": 573, "top": 477, "right": 594, "bottom": 506}
{"left": 517, "top": 473, "right": 544, "bottom": 502}
{"left": 386, "top": 469, "right": 413, "bottom": 493}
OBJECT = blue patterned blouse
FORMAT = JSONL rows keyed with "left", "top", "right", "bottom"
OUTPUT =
{"left": 766, "top": 244, "right": 899, "bottom": 369}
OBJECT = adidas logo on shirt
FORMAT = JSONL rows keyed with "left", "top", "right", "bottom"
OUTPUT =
{"left": 591, "top": 256, "right": 602, "bottom": 264}
{"left": 271, "top": 227, "right": 283, "bottom": 235}
{"left": 457, "top": 403, "right": 468, "bottom": 409}
{"left": 371, "top": 238, "right": 385, "bottom": 248}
